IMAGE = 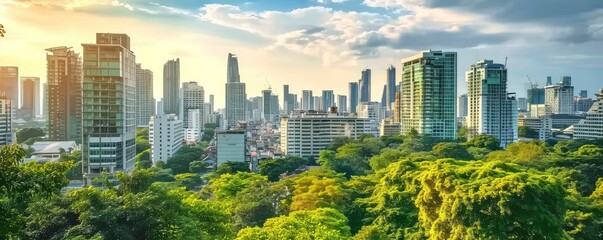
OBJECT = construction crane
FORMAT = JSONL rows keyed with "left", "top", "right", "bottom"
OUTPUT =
{"left": 526, "top": 74, "right": 538, "bottom": 88}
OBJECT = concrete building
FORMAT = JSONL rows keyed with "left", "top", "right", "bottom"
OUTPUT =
{"left": 573, "top": 89, "right": 603, "bottom": 140}
{"left": 225, "top": 54, "right": 246, "bottom": 127}
{"left": 185, "top": 109, "right": 202, "bottom": 143}
{"left": 163, "top": 58, "right": 180, "bottom": 115}
{"left": 337, "top": 95, "right": 347, "bottom": 113}
{"left": 280, "top": 110, "right": 372, "bottom": 158}
{"left": 400, "top": 50, "right": 457, "bottom": 139}
{"left": 149, "top": 114, "right": 184, "bottom": 164}
{"left": 302, "top": 90, "right": 313, "bottom": 111}
{"left": 313, "top": 96, "right": 322, "bottom": 112}
{"left": 322, "top": 90, "right": 335, "bottom": 111}
{"left": 458, "top": 94, "right": 468, "bottom": 118}
{"left": 262, "top": 88, "right": 277, "bottom": 122}
{"left": 530, "top": 104, "right": 547, "bottom": 118}
{"left": 136, "top": 64, "right": 154, "bottom": 126}
{"left": 386, "top": 65, "right": 396, "bottom": 110}
{"left": 380, "top": 119, "right": 401, "bottom": 137}
{"left": 518, "top": 97, "right": 528, "bottom": 112}
{"left": 81, "top": 33, "right": 136, "bottom": 185}
{"left": 216, "top": 130, "right": 246, "bottom": 166}
{"left": 0, "top": 66, "right": 18, "bottom": 110}
{"left": 357, "top": 102, "right": 383, "bottom": 137}
{"left": 46, "top": 47, "right": 82, "bottom": 143}
{"left": 359, "top": 69, "right": 371, "bottom": 103}
{"left": 545, "top": 76, "right": 574, "bottom": 114}
{"left": 574, "top": 97, "right": 594, "bottom": 113}
{"left": 42, "top": 83, "right": 47, "bottom": 119}
{"left": 466, "top": 60, "right": 517, "bottom": 148}
{"left": 0, "top": 97, "right": 12, "bottom": 147}
{"left": 20, "top": 77, "right": 40, "bottom": 118}
{"left": 26, "top": 141, "right": 78, "bottom": 162}
{"left": 393, "top": 92, "right": 401, "bottom": 123}
{"left": 349, "top": 82, "right": 358, "bottom": 114}
{"left": 181, "top": 81, "right": 205, "bottom": 129}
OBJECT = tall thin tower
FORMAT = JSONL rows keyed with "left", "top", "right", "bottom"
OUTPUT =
{"left": 163, "top": 58, "right": 180, "bottom": 115}
{"left": 225, "top": 53, "right": 246, "bottom": 127}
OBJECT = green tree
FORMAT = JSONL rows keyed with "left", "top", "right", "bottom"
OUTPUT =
{"left": 175, "top": 173, "right": 203, "bottom": 191}
{"left": 368, "top": 148, "right": 404, "bottom": 171}
{"left": 16, "top": 128, "right": 45, "bottom": 144}
{"left": 189, "top": 160, "right": 209, "bottom": 174}
{"left": 231, "top": 182, "right": 278, "bottom": 230}
{"left": 259, "top": 156, "right": 306, "bottom": 181}
{"left": 352, "top": 225, "right": 388, "bottom": 240}
{"left": 236, "top": 208, "right": 352, "bottom": 240}
{"left": 135, "top": 149, "right": 152, "bottom": 169}
{"left": 457, "top": 126, "right": 469, "bottom": 142}
{"left": 431, "top": 142, "right": 472, "bottom": 160}
{"left": 467, "top": 134, "right": 500, "bottom": 151}
{"left": 576, "top": 144, "right": 603, "bottom": 158}
{"left": 290, "top": 175, "right": 347, "bottom": 212}
{"left": 519, "top": 126, "right": 539, "bottom": 138}
{"left": 166, "top": 146, "right": 204, "bottom": 174}
{"left": 213, "top": 161, "right": 250, "bottom": 176}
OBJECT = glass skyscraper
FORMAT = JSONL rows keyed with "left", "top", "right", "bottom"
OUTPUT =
{"left": 359, "top": 69, "right": 371, "bottom": 103}
{"left": 349, "top": 82, "right": 358, "bottom": 113}
{"left": 163, "top": 58, "right": 180, "bottom": 115}
{"left": 386, "top": 65, "right": 396, "bottom": 110}
{"left": 225, "top": 53, "right": 246, "bottom": 127}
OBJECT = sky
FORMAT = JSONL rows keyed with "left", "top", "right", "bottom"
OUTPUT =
{"left": 1, "top": 0, "right": 602, "bottom": 109}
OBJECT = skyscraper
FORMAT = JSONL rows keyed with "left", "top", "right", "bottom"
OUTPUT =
{"left": 225, "top": 53, "right": 246, "bottom": 127}
{"left": 337, "top": 95, "right": 347, "bottom": 113}
{"left": 263, "top": 88, "right": 274, "bottom": 121}
{"left": 136, "top": 64, "right": 154, "bottom": 126}
{"left": 302, "top": 90, "right": 313, "bottom": 111}
{"left": 163, "top": 58, "right": 180, "bottom": 115}
{"left": 458, "top": 94, "right": 468, "bottom": 118}
{"left": 181, "top": 82, "right": 205, "bottom": 129}
{"left": 380, "top": 85, "right": 387, "bottom": 108}
{"left": 322, "top": 90, "right": 335, "bottom": 111}
{"left": 545, "top": 76, "right": 574, "bottom": 114}
{"left": 20, "top": 77, "right": 40, "bottom": 118}
{"left": 313, "top": 96, "right": 322, "bottom": 111}
{"left": 349, "top": 82, "right": 358, "bottom": 113}
{"left": 209, "top": 94, "right": 214, "bottom": 113}
{"left": 466, "top": 60, "right": 517, "bottom": 148}
{"left": 359, "top": 69, "right": 371, "bottom": 103}
{"left": 82, "top": 33, "right": 136, "bottom": 185}
{"left": 42, "top": 83, "right": 48, "bottom": 120}
{"left": 283, "top": 84, "right": 290, "bottom": 114}
{"left": 386, "top": 65, "right": 396, "bottom": 110}
{"left": 579, "top": 90, "right": 588, "bottom": 98}
{"left": 46, "top": 46, "right": 82, "bottom": 143}
{"left": 0, "top": 66, "right": 18, "bottom": 110}
{"left": 0, "top": 96, "right": 12, "bottom": 147}
{"left": 400, "top": 50, "right": 457, "bottom": 139}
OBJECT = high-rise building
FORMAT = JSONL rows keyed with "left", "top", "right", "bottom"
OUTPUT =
{"left": 466, "top": 60, "right": 517, "bottom": 148}
{"left": 400, "top": 50, "right": 457, "bottom": 139}
{"left": 574, "top": 96, "right": 594, "bottom": 113}
{"left": 527, "top": 87, "right": 545, "bottom": 105}
{"left": 149, "top": 113, "right": 183, "bottom": 163}
{"left": 357, "top": 101, "right": 383, "bottom": 137}
{"left": 545, "top": 76, "right": 574, "bottom": 114}
{"left": 136, "top": 64, "right": 154, "bottom": 126}
{"left": 181, "top": 81, "right": 205, "bottom": 129}
{"left": 20, "top": 77, "right": 40, "bottom": 118}
{"left": 579, "top": 90, "right": 588, "bottom": 98}
{"left": 321, "top": 90, "right": 335, "bottom": 111}
{"left": 393, "top": 92, "right": 401, "bottom": 123}
{"left": 0, "top": 96, "right": 13, "bottom": 147}
{"left": 46, "top": 46, "right": 82, "bottom": 143}
{"left": 386, "top": 65, "right": 396, "bottom": 110}
{"left": 263, "top": 88, "right": 275, "bottom": 121}
{"left": 458, "top": 94, "right": 468, "bottom": 118}
{"left": 574, "top": 89, "right": 603, "bottom": 140}
{"left": 81, "top": 33, "right": 136, "bottom": 185}
{"left": 225, "top": 53, "right": 246, "bottom": 127}
{"left": 163, "top": 58, "right": 180, "bottom": 115}
{"left": 337, "top": 95, "right": 347, "bottom": 113}
{"left": 185, "top": 109, "right": 202, "bottom": 143}
{"left": 517, "top": 97, "right": 528, "bottom": 112}
{"left": 0, "top": 66, "right": 18, "bottom": 111}
{"left": 283, "top": 84, "right": 291, "bottom": 114}
{"left": 313, "top": 96, "right": 322, "bottom": 111}
{"left": 302, "top": 90, "right": 313, "bottom": 111}
{"left": 359, "top": 69, "right": 371, "bottom": 103}
{"left": 380, "top": 85, "right": 387, "bottom": 108}
{"left": 42, "top": 83, "right": 48, "bottom": 119}
{"left": 349, "top": 82, "right": 358, "bottom": 113}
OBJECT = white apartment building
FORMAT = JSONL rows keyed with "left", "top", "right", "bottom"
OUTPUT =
{"left": 149, "top": 114, "right": 184, "bottom": 164}
{"left": 181, "top": 82, "right": 204, "bottom": 129}
{"left": 357, "top": 102, "right": 383, "bottom": 137}
{"left": 184, "top": 108, "right": 202, "bottom": 144}
{"left": 574, "top": 89, "right": 603, "bottom": 140}
{"left": 280, "top": 110, "right": 372, "bottom": 158}
{"left": 545, "top": 77, "right": 574, "bottom": 114}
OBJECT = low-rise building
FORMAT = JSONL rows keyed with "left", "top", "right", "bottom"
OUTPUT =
{"left": 216, "top": 130, "right": 246, "bottom": 166}
{"left": 25, "top": 141, "right": 79, "bottom": 162}
{"left": 379, "top": 119, "right": 401, "bottom": 137}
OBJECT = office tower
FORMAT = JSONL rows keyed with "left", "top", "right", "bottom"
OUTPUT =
{"left": 458, "top": 94, "right": 468, "bottom": 117}
{"left": 545, "top": 76, "right": 574, "bottom": 114}
{"left": 517, "top": 97, "right": 528, "bottom": 112}
{"left": 349, "top": 82, "right": 358, "bottom": 113}
{"left": 216, "top": 130, "right": 246, "bottom": 166}
{"left": 380, "top": 85, "right": 387, "bottom": 108}
{"left": 149, "top": 113, "right": 183, "bottom": 164}
{"left": 302, "top": 90, "right": 313, "bottom": 111}
{"left": 574, "top": 96, "right": 594, "bottom": 113}
{"left": 42, "top": 83, "right": 47, "bottom": 119}
{"left": 283, "top": 84, "right": 290, "bottom": 114}
{"left": 20, "top": 77, "right": 40, "bottom": 118}
{"left": 209, "top": 94, "right": 215, "bottom": 113}
{"left": 0, "top": 67, "right": 18, "bottom": 110}
{"left": 136, "top": 64, "right": 154, "bottom": 126}
{"left": 337, "top": 95, "right": 347, "bottom": 113}
{"left": 400, "top": 50, "right": 457, "bottom": 139}
{"left": 546, "top": 76, "right": 552, "bottom": 86}
{"left": 580, "top": 90, "right": 588, "bottom": 98}
{"left": 386, "top": 65, "right": 396, "bottom": 110}
{"left": 466, "top": 60, "right": 517, "bottom": 148}
{"left": 313, "top": 96, "right": 322, "bottom": 111}
{"left": 163, "top": 58, "right": 180, "bottom": 115}
{"left": 181, "top": 81, "right": 205, "bottom": 129}
{"left": 81, "top": 33, "right": 136, "bottom": 185}
{"left": 263, "top": 88, "right": 274, "bottom": 121}
{"left": 46, "top": 46, "right": 82, "bottom": 143}
{"left": 357, "top": 102, "right": 382, "bottom": 137}
{"left": 225, "top": 53, "right": 246, "bottom": 127}
{"left": 393, "top": 92, "right": 401, "bottom": 123}
{"left": 281, "top": 111, "right": 372, "bottom": 158}
{"left": 359, "top": 69, "right": 371, "bottom": 103}
{"left": 574, "top": 89, "right": 603, "bottom": 140}
{"left": 527, "top": 87, "right": 545, "bottom": 105}
{"left": 0, "top": 96, "right": 12, "bottom": 146}
{"left": 322, "top": 90, "right": 335, "bottom": 111}
{"left": 203, "top": 103, "right": 214, "bottom": 124}
{"left": 271, "top": 95, "right": 279, "bottom": 118}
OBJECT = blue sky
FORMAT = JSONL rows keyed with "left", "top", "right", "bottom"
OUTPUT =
{"left": 1, "top": 0, "right": 602, "bottom": 108}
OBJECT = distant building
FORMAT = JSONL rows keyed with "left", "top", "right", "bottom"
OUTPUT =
{"left": 574, "top": 90, "right": 603, "bottom": 140}
{"left": 313, "top": 96, "right": 322, "bottom": 111}
{"left": 545, "top": 76, "right": 574, "bottom": 114}
{"left": 574, "top": 96, "right": 594, "bottom": 113}
{"left": 262, "top": 89, "right": 277, "bottom": 122}
{"left": 517, "top": 97, "right": 528, "bottom": 112}
{"left": 0, "top": 66, "right": 19, "bottom": 110}
{"left": 149, "top": 114, "right": 183, "bottom": 164}
{"left": 20, "top": 77, "right": 40, "bottom": 118}
{"left": 181, "top": 81, "right": 205, "bottom": 129}
{"left": 458, "top": 94, "right": 468, "bottom": 117}
{"left": 0, "top": 97, "right": 12, "bottom": 147}
{"left": 322, "top": 90, "right": 335, "bottom": 111}
{"left": 380, "top": 119, "right": 401, "bottom": 137}
{"left": 337, "top": 95, "right": 347, "bottom": 113}
{"left": 163, "top": 58, "right": 180, "bottom": 115}
{"left": 400, "top": 50, "right": 457, "bottom": 140}
{"left": 530, "top": 104, "right": 547, "bottom": 118}
{"left": 280, "top": 110, "right": 372, "bottom": 158}
{"left": 27, "top": 141, "right": 78, "bottom": 162}
{"left": 349, "top": 82, "right": 359, "bottom": 113}
{"left": 359, "top": 69, "right": 371, "bottom": 103}
{"left": 185, "top": 109, "right": 202, "bottom": 143}
{"left": 466, "top": 60, "right": 517, "bottom": 148}
{"left": 393, "top": 92, "right": 401, "bottom": 123}
{"left": 386, "top": 65, "right": 396, "bottom": 110}
{"left": 579, "top": 90, "right": 588, "bottom": 98}
{"left": 302, "top": 90, "right": 313, "bottom": 111}
{"left": 216, "top": 130, "right": 246, "bottom": 166}
{"left": 225, "top": 53, "right": 246, "bottom": 127}
{"left": 357, "top": 102, "right": 383, "bottom": 137}
{"left": 136, "top": 64, "right": 154, "bottom": 126}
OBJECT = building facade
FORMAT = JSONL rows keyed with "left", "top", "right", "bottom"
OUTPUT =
{"left": 136, "top": 64, "right": 154, "bottom": 126}
{"left": 0, "top": 97, "right": 12, "bottom": 146}
{"left": 20, "top": 77, "right": 40, "bottom": 118}
{"left": 337, "top": 95, "right": 347, "bottom": 113}
{"left": 0, "top": 66, "right": 18, "bottom": 110}
{"left": 466, "top": 60, "right": 517, "bottom": 148}
{"left": 163, "top": 58, "right": 180, "bottom": 115}
{"left": 322, "top": 90, "right": 335, "bottom": 111}
{"left": 400, "top": 50, "right": 457, "bottom": 139}
{"left": 386, "top": 65, "right": 396, "bottom": 110}
{"left": 149, "top": 113, "right": 184, "bottom": 163}
{"left": 359, "top": 69, "right": 371, "bottom": 103}
{"left": 357, "top": 101, "right": 383, "bottom": 137}
{"left": 349, "top": 82, "right": 358, "bottom": 113}
{"left": 545, "top": 76, "right": 574, "bottom": 114}
{"left": 81, "top": 33, "right": 136, "bottom": 185}
{"left": 302, "top": 90, "right": 313, "bottom": 111}
{"left": 181, "top": 81, "right": 205, "bottom": 129}
{"left": 216, "top": 130, "right": 246, "bottom": 166}
{"left": 225, "top": 53, "right": 246, "bottom": 127}
{"left": 574, "top": 89, "right": 603, "bottom": 140}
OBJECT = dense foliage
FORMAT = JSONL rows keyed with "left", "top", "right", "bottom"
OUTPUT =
{"left": 3, "top": 134, "right": 603, "bottom": 239}
{"left": 16, "top": 128, "right": 45, "bottom": 144}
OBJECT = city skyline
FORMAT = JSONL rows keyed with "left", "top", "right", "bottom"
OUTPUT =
{"left": 1, "top": 1, "right": 602, "bottom": 109}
